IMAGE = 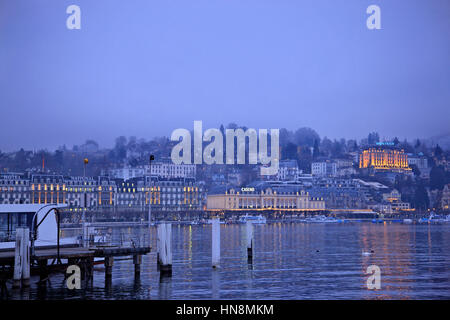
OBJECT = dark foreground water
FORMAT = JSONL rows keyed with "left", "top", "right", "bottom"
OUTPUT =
{"left": 6, "top": 223, "right": 450, "bottom": 300}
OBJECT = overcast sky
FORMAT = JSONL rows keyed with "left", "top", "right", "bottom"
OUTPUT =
{"left": 0, "top": 0, "right": 449, "bottom": 151}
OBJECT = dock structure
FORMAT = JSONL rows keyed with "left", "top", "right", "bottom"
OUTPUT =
{"left": 0, "top": 244, "right": 151, "bottom": 289}
{"left": 0, "top": 204, "right": 153, "bottom": 292}
{"left": 211, "top": 218, "right": 220, "bottom": 268}
{"left": 12, "top": 228, "right": 30, "bottom": 288}
{"left": 246, "top": 221, "right": 254, "bottom": 262}
{"left": 157, "top": 223, "right": 172, "bottom": 276}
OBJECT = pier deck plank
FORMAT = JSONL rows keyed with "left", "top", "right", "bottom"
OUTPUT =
{"left": 92, "top": 246, "right": 151, "bottom": 257}
{"left": 0, "top": 245, "right": 151, "bottom": 264}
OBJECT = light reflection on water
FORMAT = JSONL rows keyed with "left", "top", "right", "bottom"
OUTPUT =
{"left": 7, "top": 223, "right": 450, "bottom": 300}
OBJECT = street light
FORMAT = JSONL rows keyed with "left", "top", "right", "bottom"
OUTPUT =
{"left": 148, "top": 154, "right": 155, "bottom": 227}
{"left": 82, "top": 158, "right": 88, "bottom": 223}
{"left": 83, "top": 158, "right": 89, "bottom": 176}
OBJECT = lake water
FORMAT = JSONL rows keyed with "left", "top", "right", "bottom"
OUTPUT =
{"left": 6, "top": 223, "right": 450, "bottom": 300}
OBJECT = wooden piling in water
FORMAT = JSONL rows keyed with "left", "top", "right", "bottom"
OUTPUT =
{"left": 133, "top": 254, "right": 142, "bottom": 277}
{"left": 105, "top": 256, "right": 114, "bottom": 280}
{"left": 38, "top": 259, "right": 48, "bottom": 284}
{"left": 87, "top": 256, "right": 94, "bottom": 284}
{"left": 21, "top": 228, "right": 30, "bottom": 287}
{"left": 212, "top": 218, "right": 220, "bottom": 268}
{"left": 159, "top": 223, "right": 172, "bottom": 276}
{"left": 156, "top": 224, "right": 161, "bottom": 270}
{"left": 82, "top": 222, "right": 88, "bottom": 247}
{"left": 13, "top": 228, "right": 24, "bottom": 289}
{"left": 246, "top": 221, "right": 254, "bottom": 261}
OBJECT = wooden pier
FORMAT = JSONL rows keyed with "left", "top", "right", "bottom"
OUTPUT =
{"left": 0, "top": 244, "right": 151, "bottom": 288}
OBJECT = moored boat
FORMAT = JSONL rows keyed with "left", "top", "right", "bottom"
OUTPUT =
{"left": 0, "top": 204, "right": 76, "bottom": 250}
{"left": 238, "top": 214, "right": 267, "bottom": 224}
{"left": 305, "top": 215, "right": 339, "bottom": 223}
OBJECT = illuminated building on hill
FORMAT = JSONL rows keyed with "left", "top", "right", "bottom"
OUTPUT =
{"left": 359, "top": 144, "right": 411, "bottom": 172}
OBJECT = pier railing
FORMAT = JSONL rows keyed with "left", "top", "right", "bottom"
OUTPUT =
{"left": 74, "top": 223, "right": 151, "bottom": 248}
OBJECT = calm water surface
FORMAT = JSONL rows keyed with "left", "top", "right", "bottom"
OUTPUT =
{"left": 7, "top": 223, "right": 450, "bottom": 300}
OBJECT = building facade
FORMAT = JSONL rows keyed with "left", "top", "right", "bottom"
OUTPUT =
{"left": 0, "top": 173, "right": 31, "bottom": 205}
{"left": 407, "top": 154, "right": 428, "bottom": 170}
{"left": 311, "top": 161, "right": 337, "bottom": 177}
{"left": 207, "top": 185, "right": 325, "bottom": 212}
{"left": 277, "top": 160, "right": 301, "bottom": 181}
{"left": 114, "top": 177, "right": 205, "bottom": 214}
{"left": 359, "top": 146, "right": 411, "bottom": 172}
{"left": 310, "top": 178, "right": 368, "bottom": 209}
{"left": 441, "top": 184, "right": 450, "bottom": 211}
{"left": 0, "top": 173, "right": 205, "bottom": 219}
{"left": 108, "top": 162, "right": 196, "bottom": 180}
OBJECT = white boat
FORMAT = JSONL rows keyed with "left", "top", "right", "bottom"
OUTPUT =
{"left": 305, "top": 215, "right": 339, "bottom": 223}
{"left": 206, "top": 219, "right": 225, "bottom": 224}
{"left": 429, "top": 212, "right": 450, "bottom": 224}
{"left": 403, "top": 219, "right": 413, "bottom": 224}
{"left": 238, "top": 214, "right": 267, "bottom": 224}
{"left": 0, "top": 204, "right": 77, "bottom": 250}
{"left": 418, "top": 212, "right": 450, "bottom": 224}
{"left": 418, "top": 217, "right": 429, "bottom": 224}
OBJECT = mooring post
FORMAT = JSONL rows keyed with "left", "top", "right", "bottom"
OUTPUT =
{"left": 88, "top": 225, "right": 95, "bottom": 246}
{"left": 82, "top": 222, "right": 88, "bottom": 248}
{"left": 212, "top": 218, "right": 220, "bottom": 268}
{"left": 38, "top": 259, "right": 48, "bottom": 284}
{"left": 246, "top": 221, "right": 254, "bottom": 261}
{"left": 212, "top": 267, "right": 220, "bottom": 299}
{"left": 88, "top": 256, "right": 94, "bottom": 285}
{"left": 160, "top": 223, "right": 172, "bottom": 276}
{"left": 105, "top": 256, "right": 114, "bottom": 280}
{"left": 13, "top": 228, "right": 24, "bottom": 289}
{"left": 139, "top": 232, "right": 144, "bottom": 247}
{"left": 22, "top": 228, "right": 30, "bottom": 287}
{"left": 156, "top": 223, "right": 162, "bottom": 270}
{"left": 80, "top": 258, "right": 86, "bottom": 281}
{"left": 133, "top": 254, "right": 142, "bottom": 277}
{"left": 158, "top": 273, "right": 172, "bottom": 299}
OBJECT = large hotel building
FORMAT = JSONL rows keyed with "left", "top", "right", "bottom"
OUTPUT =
{"left": 359, "top": 145, "right": 411, "bottom": 172}
{"left": 0, "top": 172, "right": 205, "bottom": 219}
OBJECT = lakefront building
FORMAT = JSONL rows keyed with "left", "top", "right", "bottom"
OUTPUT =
{"left": 0, "top": 173, "right": 31, "bottom": 204}
{"left": 0, "top": 172, "right": 205, "bottom": 220}
{"left": 207, "top": 185, "right": 325, "bottom": 213}
{"left": 114, "top": 177, "right": 205, "bottom": 214}
{"left": 368, "top": 189, "right": 411, "bottom": 214}
{"left": 29, "top": 174, "right": 117, "bottom": 210}
{"left": 441, "top": 184, "right": 450, "bottom": 211}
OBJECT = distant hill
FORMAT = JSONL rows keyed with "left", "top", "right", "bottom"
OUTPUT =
{"left": 425, "top": 133, "right": 450, "bottom": 150}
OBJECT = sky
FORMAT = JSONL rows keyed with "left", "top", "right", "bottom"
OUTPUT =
{"left": 0, "top": 0, "right": 449, "bottom": 151}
